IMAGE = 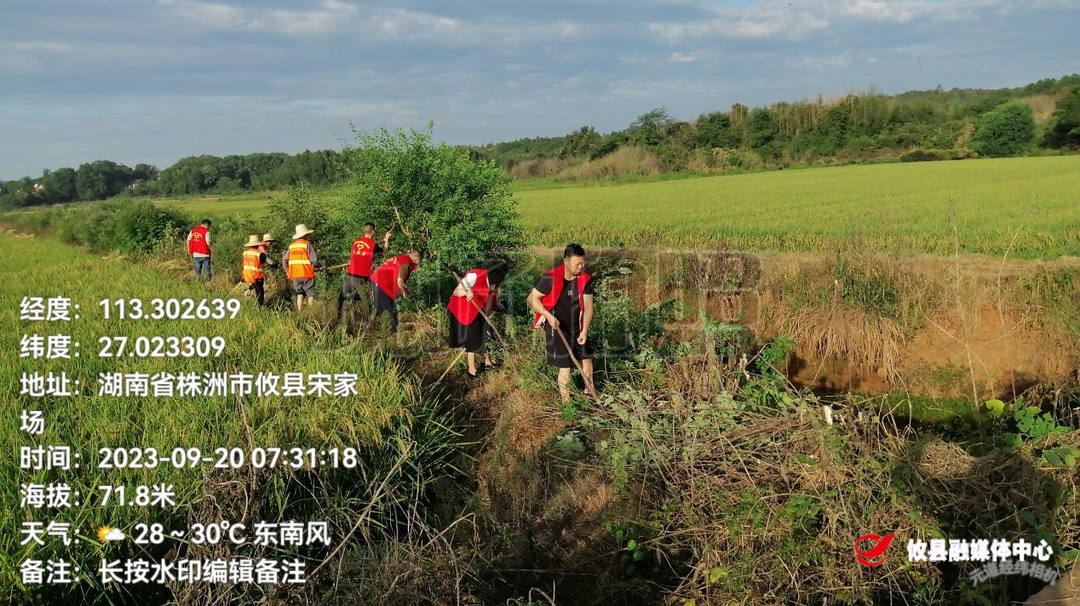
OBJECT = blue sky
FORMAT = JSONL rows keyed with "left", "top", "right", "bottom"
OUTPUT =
{"left": 2, "top": 0, "right": 1077, "bottom": 178}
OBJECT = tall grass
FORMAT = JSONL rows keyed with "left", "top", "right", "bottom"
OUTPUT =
{"left": 1, "top": 232, "right": 459, "bottom": 604}
{"left": 558, "top": 146, "right": 664, "bottom": 181}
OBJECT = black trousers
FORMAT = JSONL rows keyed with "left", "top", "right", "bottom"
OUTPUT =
{"left": 338, "top": 274, "right": 373, "bottom": 318}
{"left": 372, "top": 288, "right": 400, "bottom": 332}
{"left": 248, "top": 279, "right": 265, "bottom": 306}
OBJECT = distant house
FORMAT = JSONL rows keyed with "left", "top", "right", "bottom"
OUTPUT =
{"left": 32, "top": 183, "right": 45, "bottom": 193}
{"left": 127, "top": 179, "right": 145, "bottom": 190}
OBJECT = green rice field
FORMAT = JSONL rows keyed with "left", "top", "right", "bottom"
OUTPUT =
{"left": 515, "top": 156, "right": 1080, "bottom": 258}
{"left": 154, "top": 156, "right": 1080, "bottom": 259}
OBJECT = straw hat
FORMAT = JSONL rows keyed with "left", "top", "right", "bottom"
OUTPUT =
{"left": 243, "top": 234, "right": 262, "bottom": 248}
{"left": 261, "top": 233, "right": 275, "bottom": 242}
{"left": 292, "top": 224, "right": 314, "bottom": 239}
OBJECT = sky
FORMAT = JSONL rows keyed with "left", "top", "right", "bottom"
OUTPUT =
{"left": 1, "top": 0, "right": 1078, "bottom": 178}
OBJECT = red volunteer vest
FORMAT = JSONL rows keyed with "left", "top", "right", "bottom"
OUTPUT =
{"left": 347, "top": 236, "right": 377, "bottom": 277}
{"left": 532, "top": 266, "right": 591, "bottom": 330}
{"left": 447, "top": 269, "right": 489, "bottom": 325}
{"left": 371, "top": 254, "right": 417, "bottom": 299}
{"left": 188, "top": 225, "right": 210, "bottom": 255}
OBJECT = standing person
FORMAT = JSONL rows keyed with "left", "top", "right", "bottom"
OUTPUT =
{"left": 282, "top": 224, "right": 320, "bottom": 312}
{"left": 338, "top": 223, "right": 393, "bottom": 319}
{"left": 527, "top": 243, "right": 597, "bottom": 403}
{"left": 241, "top": 235, "right": 268, "bottom": 306}
{"left": 186, "top": 219, "right": 212, "bottom": 281}
{"left": 448, "top": 258, "right": 508, "bottom": 379}
{"left": 369, "top": 249, "right": 421, "bottom": 333}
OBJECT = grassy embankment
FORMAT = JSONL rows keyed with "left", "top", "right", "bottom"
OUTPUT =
{"left": 0, "top": 231, "right": 457, "bottom": 604}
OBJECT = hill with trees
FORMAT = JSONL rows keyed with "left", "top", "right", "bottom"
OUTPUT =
{"left": 3, "top": 74, "right": 1079, "bottom": 209}
{"left": 472, "top": 74, "right": 1080, "bottom": 179}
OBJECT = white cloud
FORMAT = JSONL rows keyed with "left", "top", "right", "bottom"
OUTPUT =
{"left": 646, "top": 0, "right": 1046, "bottom": 43}
{"left": 159, "top": 0, "right": 250, "bottom": 30}
{"left": 837, "top": 0, "right": 995, "bottom": 22}
{"left": 671, "top": 52, "right": 700, "bottom": 62}
{"left": 158, "top": 0, "right": 357, "bottom": 35}
{"left": 649, "top": 3, "right": 830, "bottom": 42}
{"left": 157, "top": 0, "right": 582, "bottom": 45}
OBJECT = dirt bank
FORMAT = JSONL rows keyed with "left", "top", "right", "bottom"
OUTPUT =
{"left": 528, "top": 246, "right": 1080, "bottom": 402}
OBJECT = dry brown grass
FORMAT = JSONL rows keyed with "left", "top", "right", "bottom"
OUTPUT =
{"left": 775, "top": 305, "right": 904, "bottom": 374}
{"left": 508, "top": 158, "right": 568, "bottom": 180}
{"left": 1019, "top": 94, "right": 1060, "bottom": 122}
{"left": 558, "top": 146, "right": 663, "bottom": 181}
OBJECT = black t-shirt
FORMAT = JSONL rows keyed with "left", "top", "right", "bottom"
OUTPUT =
{"left": 535, "top": 273, "right": 595, "bottom": 332}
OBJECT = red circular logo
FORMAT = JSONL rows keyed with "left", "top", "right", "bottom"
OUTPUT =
{"left": 854, "top": 533, "right": 895, "bottom": 566}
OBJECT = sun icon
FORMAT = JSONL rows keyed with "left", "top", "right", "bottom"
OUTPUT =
{"left": 97, "top": 526, "right": 114, "bottom": 542}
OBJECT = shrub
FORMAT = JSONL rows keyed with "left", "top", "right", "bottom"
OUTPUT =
{"left": 972, "top": 102, "right": 1036, "bottom": 157}
{"left": 1043, "top": 87, "right": 1080, "bottom": 149}
{"left": 114, "top": 200, "right": 190, "bottom": 253}
{"left": 338, "top": 124, "right": 524, "bottom": 292}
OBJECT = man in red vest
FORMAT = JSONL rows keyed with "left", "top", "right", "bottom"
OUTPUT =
{"left": 369, "top": 249, "right": 421, "bottom": 333}
{"left": 186, "top": 219, "right": 212, "bottom": 281}
{"left": 527, "top": 243, "right": 597, "bottom": 402}
{"left": 338, "top": 222, "right": 392, "bottom": 320}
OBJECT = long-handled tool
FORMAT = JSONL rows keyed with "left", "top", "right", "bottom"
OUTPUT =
{"left": 435, "top": 349, "right": 466, "bottom": 385}
{"left": 548, "top": 320, "right": 597, "bottom": 398}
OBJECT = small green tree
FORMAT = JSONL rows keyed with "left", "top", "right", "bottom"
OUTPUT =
{"left": 972, "top": 102, "right": 1035, "bottom": 157}
{"left": 44, "top": 167, "right": 78, "bottom": 203}
{"left": 558, "top": 126, "right": 602, "bottom": 159}
{"left": 338, "top": 123, "right": 523, "bottom": 288}
{"left": 626, "top": 108, "right": 674, "bottom": 148}
{"left": 75, "top": 164, "right": 108, "bottom": 200}
{"left": 695, "top": 111, "right": 740, "bottom": 149}
{"left": 1043, "top": 87, "right": 1080, "bottom": 149}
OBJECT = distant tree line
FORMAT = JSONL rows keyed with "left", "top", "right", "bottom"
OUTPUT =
{"left": 1, "top": 150, "right": 340, "bottom": 210}
{"left": 469, "top": 74, "right": 1080, "bottom": 175}
{"left": 4, "top": 75, "right": 1080, "bottom": 209}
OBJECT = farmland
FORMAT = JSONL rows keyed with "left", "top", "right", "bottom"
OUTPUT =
{"left": 5, "top": 225, "right": 1078, "bottom": 605}
{"left": 8, "top": 147, "right": 1080, "bottom": 604}
{"left": 516, "top": 156, "right": 1080, "bottom": 258}
{"left": 4, "top": 151, "right": 1079, "bottom": 605}
{"left": 155, "top": 156, "right": 1080, "bottom": 259}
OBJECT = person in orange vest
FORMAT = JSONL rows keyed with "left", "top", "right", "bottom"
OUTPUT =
{"left": 186, "top": 219, "right": 212, "bottom": 281}
{"left": 369, "top": 249, "right": 422, "bottom": 333}
{"left": 281, "top": 224, "right": 321, "bottom": 312}
{"left": 338, "top": 222, "right": 393, "bottom": 320}
{"left": 527, "top": 243, "right": 597, "bottom": 402}
{"left": 448, "top": 258, "right": 508, "bottom": 379}
{"left": 241, "top": 235, "right": 268, "bottom": 306}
